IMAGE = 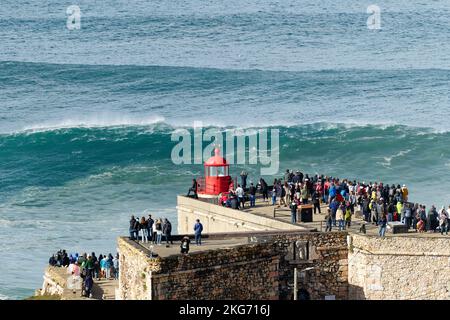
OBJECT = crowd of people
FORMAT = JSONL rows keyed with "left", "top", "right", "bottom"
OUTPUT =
{"left": 48, "top": 249, "right": 119, "bottom": 298}
{"left": 205, "top": 169, "right": 450, "bottom": 237}
{"left": 129, "top": 215, "right": 173, "bottom": 245}
{"left": 128, "top": 216, "right": 203, "bottom": 255}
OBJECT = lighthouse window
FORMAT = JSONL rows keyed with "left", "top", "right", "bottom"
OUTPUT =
{"left": 207, "top": 166, "right": 228, "bottom": 176}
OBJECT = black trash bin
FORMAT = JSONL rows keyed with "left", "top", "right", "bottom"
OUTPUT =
{"left": 298, "top": 204, "right": 313, "bottom": 223}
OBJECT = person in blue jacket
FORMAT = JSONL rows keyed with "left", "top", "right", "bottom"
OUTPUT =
{"left": 194, "top": 219, "right": 203, "bottom": 245}
{"left": 328, "top": 183, "right": 337, "bottom": 203}
{"left": 329, "top": 198, "right": 340, "bottom": 227}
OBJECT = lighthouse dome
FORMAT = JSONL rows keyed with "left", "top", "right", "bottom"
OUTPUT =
{"left": 205, "top": 148, "right": 228, "bottom": 167}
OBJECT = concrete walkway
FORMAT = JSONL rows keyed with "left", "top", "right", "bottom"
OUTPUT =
{"left": 139, "top": 237, "right": 249, "bottom": 258}
{"left": 52, "top": 264, "right": 118, "bottom": 300}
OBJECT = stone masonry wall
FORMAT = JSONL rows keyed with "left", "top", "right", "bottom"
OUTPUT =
{"left": 348, "top": 234, "right": 450, "bottom": 300}
{"left": 269, "top": 232, "right": 349, "bottom": 300}
{"left": 152, "top": 244, "right": 280, "bottom": 300}
{"left": 40, "top": 266, "right": 67, "bottom": 296}
{"left": 117, "top": 237, "right": 162, "bottom": 300}
{"left": 118, "top": 232, "right": 349, "bottom": 300}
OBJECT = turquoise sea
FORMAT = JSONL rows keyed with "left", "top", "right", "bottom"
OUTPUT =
{"left": 1, "top": 0, "right": 450, "bottom": 299}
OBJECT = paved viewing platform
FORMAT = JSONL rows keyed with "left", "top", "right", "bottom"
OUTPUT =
{"left": 240, "top": 196, "right": 447, "bottom": 238}
{"left": 139, "top": 237, "right": 250, "bottom": 258}
{"left": 41, "top": 266, "right": 118, "bottom": 300}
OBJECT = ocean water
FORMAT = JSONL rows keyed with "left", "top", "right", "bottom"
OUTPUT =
{"left": 1, "top": 0, "right": 450, "bottom": 299}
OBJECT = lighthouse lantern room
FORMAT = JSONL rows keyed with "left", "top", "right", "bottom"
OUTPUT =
{"left": 202, "top": 148, "right": 231, "bottom": 195}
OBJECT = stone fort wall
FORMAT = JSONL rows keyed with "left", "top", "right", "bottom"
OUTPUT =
{"left": 117, "top": 197, "right": 450, "bottom": 300}
{"left": 117, "top": 231, "right": 349, "bottom": 300}
{"left": 348, "top": 234, "right": 450, "bottom": 300}
{"left": 177, "top": 195, "right": 307, "bottom": 234}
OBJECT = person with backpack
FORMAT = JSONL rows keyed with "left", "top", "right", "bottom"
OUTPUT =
{"left": 84, "top": 272, "right": 93, "bottom": 298}
{"left": 328, "top": 183, "right": 337, "bottom": 204}
{"left": 100, "top": 255, "right": 108, "bottom": 279}
{"left": 139, "top": 216, "right": 148, "bottom": 243}
{"left": 312, "top": 191, "right": 321, "bottom": 214}
{"left": 194, "top": 219, "right": 203, "bottom": 245}
{"left": 336, "top": 203, "right": 345, "bottom": 231}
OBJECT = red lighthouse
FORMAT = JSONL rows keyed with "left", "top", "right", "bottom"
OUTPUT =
{"left": 200, "top": 148, "right": 231, "bottom": 195}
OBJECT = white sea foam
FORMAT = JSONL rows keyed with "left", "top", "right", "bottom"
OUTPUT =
{"left": 19, "top": 114, "right": 166, "bottom": 133}
{"left": 381, "top": 149, "right": 413, "bottom": 167}
{"left": 3, "top": 115, "right": 450, "bottom": 136}
{"left": 0, "top": 293, "right": 11, "bottom": 300}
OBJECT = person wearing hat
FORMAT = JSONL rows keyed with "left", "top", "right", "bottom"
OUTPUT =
{"left": 401, "top": 184, "right": 409, "bottom": 202}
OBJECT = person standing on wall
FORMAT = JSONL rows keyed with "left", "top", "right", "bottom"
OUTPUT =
{"left": 194, "top": 219, "right": 203, "bottom": 245}
{"left": 187, "top": 178, "right": 198, "bottom": 198}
